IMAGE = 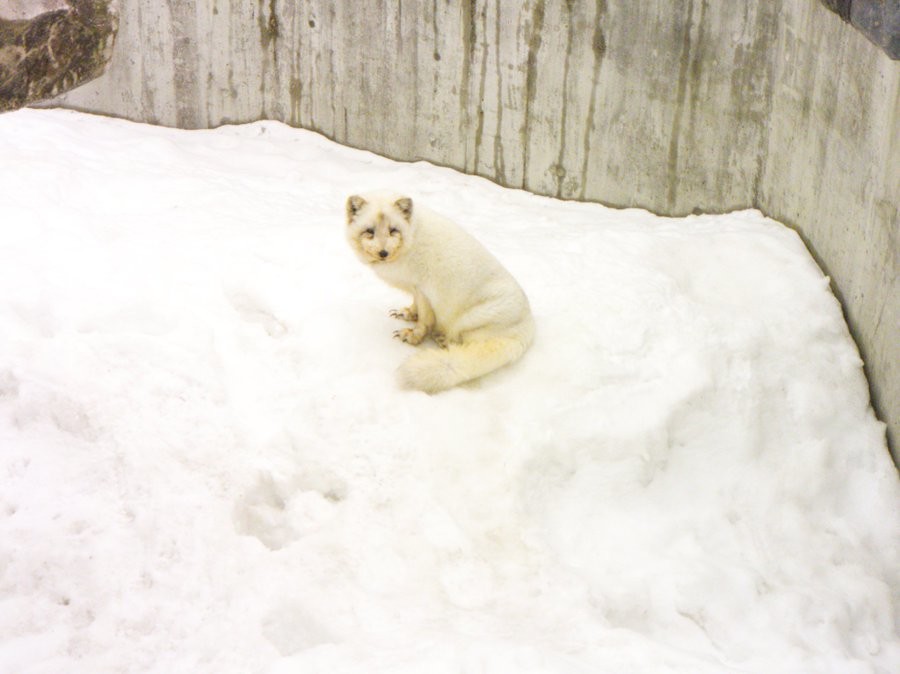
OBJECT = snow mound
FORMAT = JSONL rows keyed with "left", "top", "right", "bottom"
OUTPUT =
{"left": 0, "top": 109, "right": 897, "bottom": 673}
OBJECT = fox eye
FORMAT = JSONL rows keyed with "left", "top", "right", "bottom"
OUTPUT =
{"left": 363, "top": 228, "right": 375, "bottom": 237}
{"left": 389, "top": 228, "right": 399, "bottom": 235}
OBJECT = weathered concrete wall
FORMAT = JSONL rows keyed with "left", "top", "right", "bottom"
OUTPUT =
{"left": 50, "top": 0, "right": 783, "bottom": 214}
{"left": 44, "top": 0, "right": 900, "bottom": 461}
{"left": 760, "top": 2, "right": 898, "bottom": 461}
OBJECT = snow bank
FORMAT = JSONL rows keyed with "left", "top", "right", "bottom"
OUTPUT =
{"left": 0, "top": 109, "right": 897, "bottom": 673}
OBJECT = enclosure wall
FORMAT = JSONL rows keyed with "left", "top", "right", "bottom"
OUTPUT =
{"left": 50, "top": 0, "right": 899, "bottom": 460}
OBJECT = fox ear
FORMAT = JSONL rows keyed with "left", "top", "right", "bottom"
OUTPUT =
{"left": 395, "top": 197, "right": 413, "bottom": 220}
{"left": 346, "top": 195, "right": 366, "bottom": 222}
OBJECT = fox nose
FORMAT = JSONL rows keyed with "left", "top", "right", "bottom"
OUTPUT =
{"left": 378, "top": 250, "right": 389, "bottom": 259}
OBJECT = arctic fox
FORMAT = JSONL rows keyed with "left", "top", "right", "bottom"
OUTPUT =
{"left": 345, "top": 191, "right": 534, "bottom": 393}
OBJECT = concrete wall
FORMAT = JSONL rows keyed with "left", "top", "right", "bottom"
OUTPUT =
{"left": 760, "top": 3, "right": 898, "bottom": 463}
{"left": 45, "top": 0, "right": 900, "bottom": 461}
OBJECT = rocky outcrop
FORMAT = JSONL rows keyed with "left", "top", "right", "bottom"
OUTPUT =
{"left": 0, "top": 0, "right": 117, "bottom": 112}
{"left": 821, "top": 0, "right": 899, "bottom": 58}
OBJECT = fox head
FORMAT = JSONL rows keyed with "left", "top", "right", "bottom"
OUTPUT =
{"left": 345, "top": 193, "right": 414, "bottom": 264}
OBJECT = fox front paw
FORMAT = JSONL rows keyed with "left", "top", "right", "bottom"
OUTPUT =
{"left": 389, "top": 307, "right": 418, "bottom": 322}
{"left": 393, "top": 327, "right": 426, "bottom": 345}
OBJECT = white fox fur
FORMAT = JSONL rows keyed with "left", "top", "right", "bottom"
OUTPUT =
{"left": 345, "top": 191, "right": 534, "bottom": 393}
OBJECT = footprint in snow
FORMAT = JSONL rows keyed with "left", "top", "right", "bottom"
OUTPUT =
{"left": 233, "top": 468, "right": 347, "bottom": 550}
{"left": 262, "top": 601, "right": 335, "bottom": 656}
{"left": 225, "top": 289, "right": 288, "bottom": 338}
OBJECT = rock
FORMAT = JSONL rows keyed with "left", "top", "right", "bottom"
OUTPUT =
{"left": 0, "top": 0, "right": 117, "bottom": 112}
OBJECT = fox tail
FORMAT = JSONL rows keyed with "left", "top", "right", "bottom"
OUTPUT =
{"left": 397, "top": 335, "right": 530, "bottom": 393}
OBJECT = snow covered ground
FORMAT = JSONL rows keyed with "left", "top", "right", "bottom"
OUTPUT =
{"left": 0, "top": 109, "right": 897, "bottom": 674}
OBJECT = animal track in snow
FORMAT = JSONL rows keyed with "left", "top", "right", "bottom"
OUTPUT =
{"left": 225, "top": 289, "right": 287, "bottom": 338}
{"left": 233, "top": 467, "right": 347, "bottom": 550}
{"left": 12, "top": 388, "right": 99, "bottom": 441}
{"left": 0, "top": 370, "right": 19, "bottom": 399}
{"left": 262, "top": 601, "right": 335, "bottom": 656}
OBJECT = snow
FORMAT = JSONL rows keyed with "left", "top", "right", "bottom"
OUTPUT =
{"left": 0, "top": 108, "right": 897, "bottom": 674}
